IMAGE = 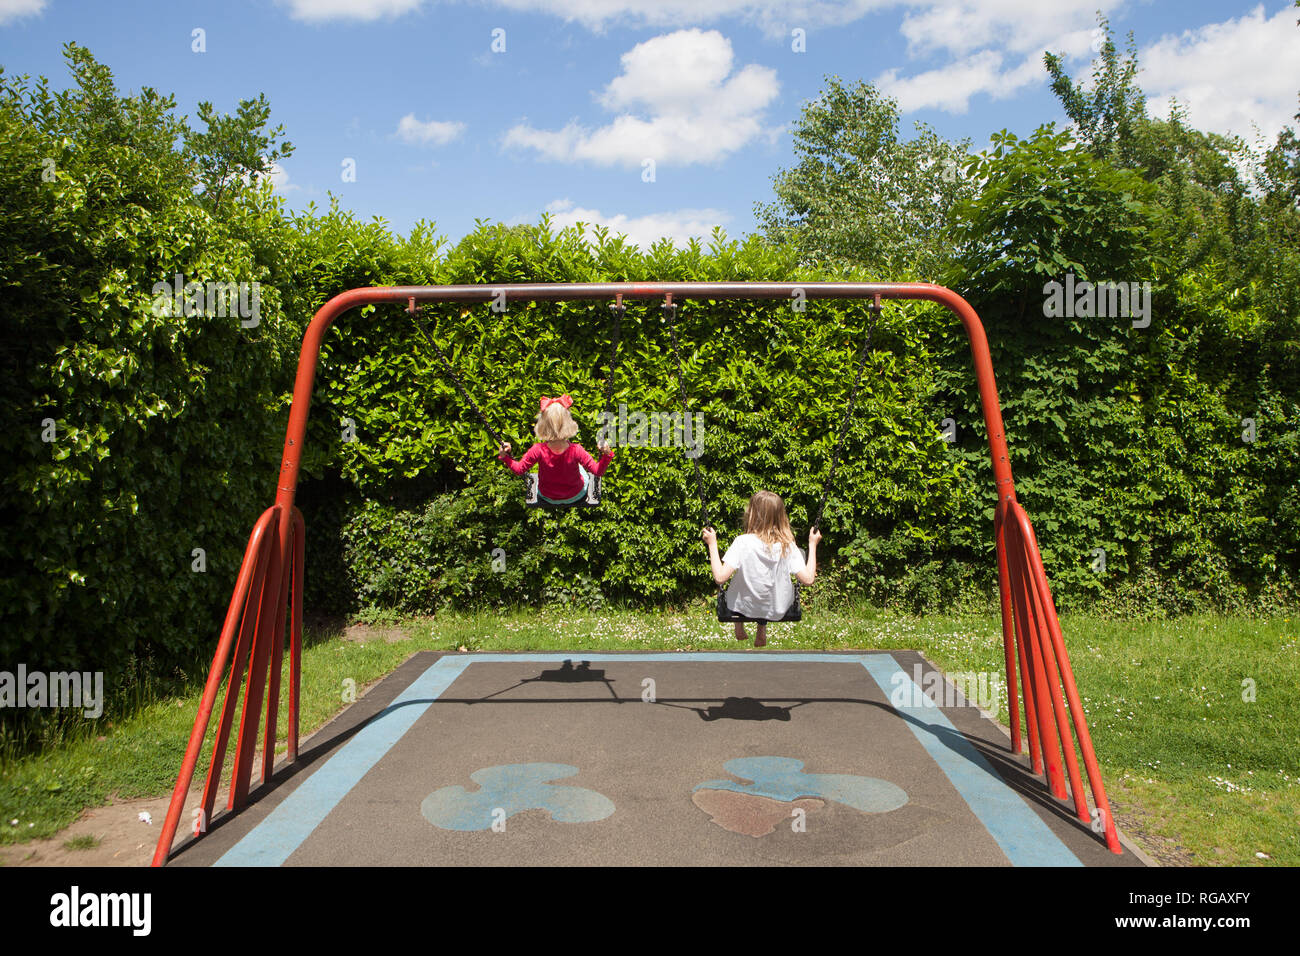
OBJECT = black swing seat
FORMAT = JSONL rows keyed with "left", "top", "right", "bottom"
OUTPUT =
{"left": 716, "top": 588, "right": 802, "bottom": 624}
{"left": 524, "top": 473, "right": 602, "bottom": 510}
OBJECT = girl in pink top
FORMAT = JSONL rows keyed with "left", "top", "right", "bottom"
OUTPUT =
{"left": 497, "top": 395, "right": 614, "bottom": 504}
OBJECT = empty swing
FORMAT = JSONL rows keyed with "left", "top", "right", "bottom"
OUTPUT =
{"left": 662, "top": 293, "right": 884, "bottom": 624}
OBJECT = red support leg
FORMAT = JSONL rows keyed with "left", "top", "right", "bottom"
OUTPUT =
{"left": 1014, "top": 595, "right": 1043, "bottom": 774}
{"left": 1021, "top": 515, "right": 1123, "bottom": 853}
{"left": 1007, "top": 523, "right": 1068, "bottom": 799}
{"left": 1016, "top": 516, "right": 1089, "bottom": 821}
{"left": 230, "top": 525, "right": 284, "bottom": 810}
{"left": 204, "top": 510, "right": 279, "bottom": 819}
{"left": 200, "top": 579, "right": 256, "bottom": 821}
{"left": 261, "top": 522, "right": 295, "bottom": 784}
{"left": 152, "top": 506, "right": 280, "bottom": 866}
{"left": 993, "top": 502, "right": 1021, "bottom": 753}
{"left": 288, "top": 508, "right": 305, "bottom": 762}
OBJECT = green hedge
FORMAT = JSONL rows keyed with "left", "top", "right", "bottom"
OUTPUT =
{"left": 0, "top": 55, "right": 299, "bottom": 699}
{"left": 297, "top": 222, "right": 975, "bottom": 614}
{"left": 296, "top": 212, "right": 1297, "bottom": 619}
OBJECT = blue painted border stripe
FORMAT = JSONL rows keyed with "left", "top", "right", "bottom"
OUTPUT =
{"left": 214, "top": 655, "right": 472, "bottom": 866}
{"left": 859, "top": 654, "right": 1081, "bottom": 867}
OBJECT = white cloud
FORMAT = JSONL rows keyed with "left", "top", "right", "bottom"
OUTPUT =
{"left": 884, "top": 2, "right": 1300, "bottom": 141}
{"left": 897, "top": 0, "right": 1123, "bottom": 58}
{"left": 532, "top": 198, "right": 731, "bottom": 249}
{"left": 278, "top": 0, "right": 423, "bottom": 21}
{"left": 266, "top": 162, "right": 299, "bottom": 193}
{"left": 276, "top": 0, "right": 1300, "bottom": 145}
{"left": 1141, "top": 5, "right": 1300, "bottom": 144}
{"left": 503, "top": 29, "right": 779, "bottom": 167}
{"left": 395, "top": 114, "right": 467, "bottom": 146}
{"left": 279, "top": 0, "right": 884, "bottom": 34}
{"left": 878, "top": 49, "right": 1053, "bottom": 114}
{"left": 876, "top": 1, "right": 1121, "bottom": 113}
{"left": 0, "top": 0, "right": 46, "bottom": 26}
{"left": 498, "top": 0, "right": 886, "bottom": 35}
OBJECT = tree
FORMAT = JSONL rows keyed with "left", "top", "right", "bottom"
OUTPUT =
{"left": 1259, "top": 3, "right": 1300, "bottom": 214}
{"left": 754, "top": 76, "right": 973, "bottom": 279}
{"left": 184, "top": 94, "right": 294, "bottom": 216}
{"left": 947, "top": 125, "right": 1158, "bottom": 301}
{"left": 1045, "top": 16, "right": 1286, "bottom": 297}
{"left": 1261, "top": 104, "right": 1300, "bottom": 212}
{"left": 1044, "top": 16, "right": 1146, "bottom": 169}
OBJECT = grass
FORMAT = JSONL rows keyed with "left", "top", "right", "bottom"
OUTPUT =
{"left": 62, "top": 834, "right": 100, "bottom": 851}
{"left": 1, "top": 604, "right": 1295, "bottom": 866}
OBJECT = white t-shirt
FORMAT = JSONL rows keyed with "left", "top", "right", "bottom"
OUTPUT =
{"left": 721, "top": 533, "right": 806, "bottom": 620}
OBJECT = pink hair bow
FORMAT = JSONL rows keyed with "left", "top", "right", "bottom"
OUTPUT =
{"left": 540, "top": 394, "right": 573, "bottom": 411}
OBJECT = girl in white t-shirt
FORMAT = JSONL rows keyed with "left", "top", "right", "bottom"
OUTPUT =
{"left": 702, "top": 490, "right": 821, "bottom": 647}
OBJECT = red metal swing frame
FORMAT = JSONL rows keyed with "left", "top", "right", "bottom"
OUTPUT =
{"left": 152, "top": 281, "right": 1123, "bottom": 865}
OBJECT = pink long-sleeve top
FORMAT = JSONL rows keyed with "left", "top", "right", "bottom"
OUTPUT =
{"left": 497, "top": 442, "right": 614, "bottom": 500}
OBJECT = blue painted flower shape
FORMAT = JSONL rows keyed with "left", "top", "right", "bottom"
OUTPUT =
{"left": 422, "top": 763, "right": 615, "bottom": 831}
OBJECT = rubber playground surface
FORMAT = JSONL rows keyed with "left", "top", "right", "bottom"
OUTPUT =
{"left": 169, "top": 651, "right": 1144, "bottom": 867}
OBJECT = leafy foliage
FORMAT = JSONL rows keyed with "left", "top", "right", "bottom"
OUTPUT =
{"left": 0, "top": 46, "right": 301, "bottom": 718}
{"left": 302, "top": 218, "right": 969, "bottom": 615}
{"left": 185, "top": 94, "right": 293, "bottom": 216}
{"left": 754, "top": 76, "right": 974, "bottom": 279}
{"left": 1044, "top": 18, "right": 1147, "bottom": 169}
{"left": 937, "top": 124, "right": 1298, "bottom": 611}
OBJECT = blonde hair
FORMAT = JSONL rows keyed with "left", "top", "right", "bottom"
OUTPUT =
{"left": 534, "top": 401, "right": 580, "bottom": 441}
{"left": 744, "top": 490, "right": 795, "bottom": 557}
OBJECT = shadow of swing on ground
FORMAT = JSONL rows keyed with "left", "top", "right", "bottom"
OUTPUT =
{"left": 468, "top": 659, "right": 621, "bottom": 702}
{"left": 675, "top": 696, "right": 799, "bottom": 721}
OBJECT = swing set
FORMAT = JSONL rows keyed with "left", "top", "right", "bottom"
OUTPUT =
{"left": 409, "top": 290, "right": 880, "bottom": 625}
{"left": 152, "top": 281, "right": 1123, "bottom": 865}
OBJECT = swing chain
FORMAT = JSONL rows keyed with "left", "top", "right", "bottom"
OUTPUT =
{"left": 812, "top": 293, "right": 884, "bottom": 533}
{"left": 407, "top": 299, "right": 507, "bottom": 450}
{"left": 663, "top": 295, "right": 713, "bottom": 532}
{"left": 602, "top": 294, "right": 624, "bottom": 421}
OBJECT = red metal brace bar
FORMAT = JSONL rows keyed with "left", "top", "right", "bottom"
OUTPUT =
{"left": 1016, "top": 598, "right": 1044, "bottom": 773}
{"left": 992, "top": 503, "right": 1022, "bottom": 753}
{"left": 1006, "top": 520, "right": 1066, "bottom": 797}
{"left": 1003, "top": 499, "right": 1120, "bottom": 850}
{"left": 199, "top": 518, "right": 273, "bottom": 823}
{"left": 1017, "top": 514, "right": 1090, "bottom": 819}
{"left": 261, "top": 509, "right": 297, "bottom": 784}
{"left": 229, "top": 524, "right": 282, "bottom": 810}
{"left": 1001, "top": 498, "right": 1043, "bottom": 771}
{"left": 288, "top": 507, "right": 305, "bottom": 761}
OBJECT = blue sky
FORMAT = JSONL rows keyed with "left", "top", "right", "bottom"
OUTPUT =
{"left": 2, "top": 0, "right": 1298, "bottom": 247}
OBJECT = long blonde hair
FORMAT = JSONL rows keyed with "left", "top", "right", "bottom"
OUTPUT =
{"left": 534, "top": 401, "right": 580, "bottom": 441}
{"left": 744, "top": 490, "right": 795, "bottom": 557}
